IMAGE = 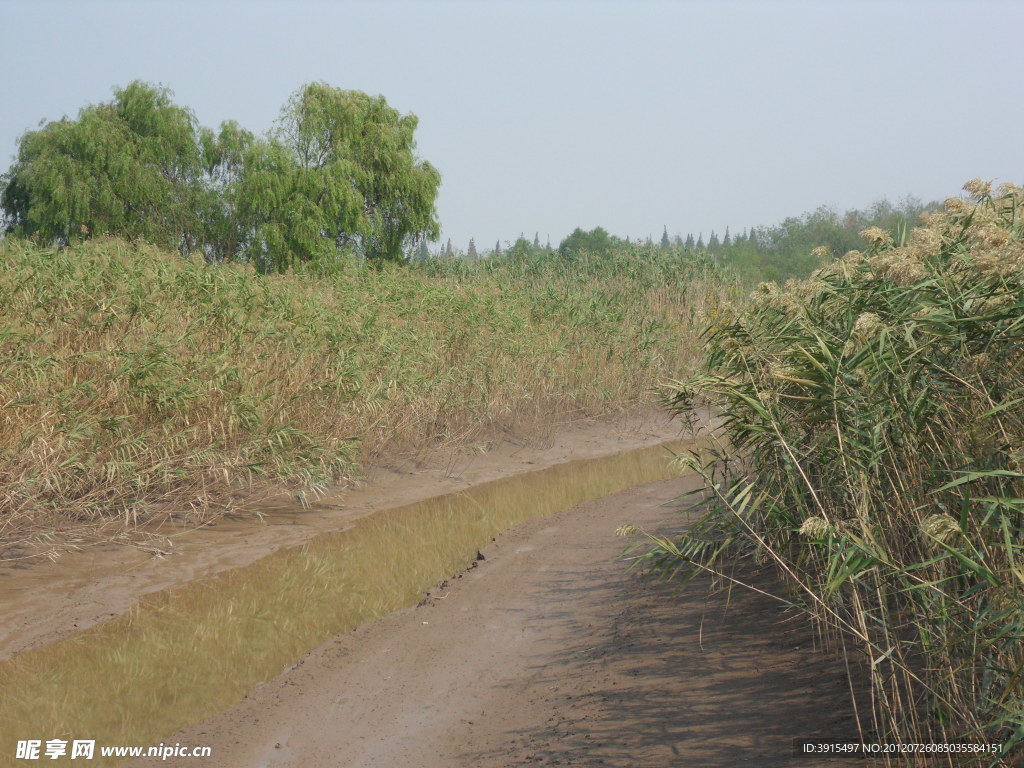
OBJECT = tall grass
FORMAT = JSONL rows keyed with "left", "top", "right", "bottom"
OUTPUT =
{"left": 635, "top": 180, "right": 1024, "bottom": 764}
{"left": 0, "top": 236, "right": 738, "bottom": 539}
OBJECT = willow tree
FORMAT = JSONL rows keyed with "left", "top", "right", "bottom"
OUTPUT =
{"left": 1, "top": 81, "right": 441, "bottom": 268}
{"left": 239, "top": 83, "right": 441, "bottom": 269}
{"left": 1, "top": 81, "right": 204, "bottom": 251}
{"left": 198, "top": 120, "right": 257, "bottom": 262}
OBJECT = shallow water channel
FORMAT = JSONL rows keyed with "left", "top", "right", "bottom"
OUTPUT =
{"left": 0, "top": 436, "right": 713, "bottom": 766}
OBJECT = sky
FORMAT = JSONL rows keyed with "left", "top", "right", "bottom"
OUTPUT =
{"left": 2, "top": 0, "right": 1022, "bottom": 252}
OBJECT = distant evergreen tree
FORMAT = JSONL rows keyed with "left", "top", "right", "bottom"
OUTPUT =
{"left": 723, "top": 226, "right": 731, "bottom": 246}
{"left": 494, "top": 240, "right": 502, "bottom": 257}
{"left": 696, "top": 232, "right": 705, "bottom": 249}
{"left": 467, "top": 237, "right": 478, "bottom": 259}
{"left": 545, "top": 235, "right": 551, "bottom": 249}
{"left": 685, "top": 233, "right": 695, "bottom": 248}
{"left": 415, "top": 239, "right": 429, "bottom": 261}
{"left": 708, "top": 230, "right": 720, "bottom": 248}
{"left": 533, "top": 232, "right": 540, "bottom": 248}
{"left": 645, "top": 235, "right": 653, "bottom": 246}
{"left": 445, "top": 238, "right": 453, "bottom": 257}
{"left": 660, "top": 225, "right": 670, "bottom": 249}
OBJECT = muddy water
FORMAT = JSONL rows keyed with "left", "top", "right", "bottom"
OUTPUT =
{"left": 0, "top": 436, "right": 713, "bottom": 767}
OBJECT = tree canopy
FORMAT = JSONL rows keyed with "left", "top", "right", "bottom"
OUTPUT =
{"left": 240, "top": 84, "right": 440, "bottom": 268}
{"left": 1, "top": 81, "right": 203, "bottom": 251}
{"left": 1, "top": 81, "right": 441, "bottom": 269}
{"left": 558, "top": 226, "right": 618, "bottom": 259}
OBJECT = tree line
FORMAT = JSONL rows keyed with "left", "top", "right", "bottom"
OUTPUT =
{"left": 0, "top": 81, "right": 441, "bottom": 271}
{"left": 544, "top": 196, "right": 940, "bottom": 283}
{"left": 1, "top": 80, "right": 938, "bottom": 282}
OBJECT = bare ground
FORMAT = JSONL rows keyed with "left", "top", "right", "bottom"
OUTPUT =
{"left": 130, "top": 473, "right": 866, "bottom": 768}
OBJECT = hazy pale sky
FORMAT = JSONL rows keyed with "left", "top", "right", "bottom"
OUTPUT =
{"left": 2, "top": 0, "right": 1022, "bottom": 251}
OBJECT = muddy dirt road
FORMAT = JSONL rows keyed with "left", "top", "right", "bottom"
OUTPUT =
{"left": 1, "top": 410, "right": 693, "bottom": 662}
{"left": 131, "top": 473, "right": 863, "bottom": 768}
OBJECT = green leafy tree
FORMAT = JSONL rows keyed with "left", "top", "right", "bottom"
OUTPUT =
{"left": 2, "top": 81, "right": 442, "bottom": 272}
{"left": 233, "top": 135, "right": 343, "bottom": 270}
{"left": 237, "top": 83, "right": 440, "bottom": 269}
{"left": 558, "top": 226, "right": 618, "bottom": 258}
{"left": 1, "top": 81, "right": 204, "bottom": 250}
{"left": 197, "top": 120, "right": 256, "bottom": 262}
{"left": 508, "top": 235, "right": 541, "bottom": 260}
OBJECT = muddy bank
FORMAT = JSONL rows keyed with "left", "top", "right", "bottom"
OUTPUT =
{"left": 0, "top": 406, "right": 702, "bottom": 661}
{"left": 129, "top": 472, "right": 864, "bottom": 768}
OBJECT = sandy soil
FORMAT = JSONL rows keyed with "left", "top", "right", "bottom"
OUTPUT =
{"left": 0, "top": 407, "right": 698, "bottom": 661}
{"left": 130, "top": 473, "right": 866, "bottom": 768}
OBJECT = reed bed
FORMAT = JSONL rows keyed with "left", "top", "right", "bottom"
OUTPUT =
{"left": 0, "top": 237, "right": 737, "bottom": 539}
{"left": 633, "top": 180, "right": 1024, "bottom": 765}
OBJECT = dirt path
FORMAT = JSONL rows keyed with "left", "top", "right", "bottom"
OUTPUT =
{"left": 0, "top": 408, "right": 696, "bottom": 661}
{"left": 131, "top": 473, "right": 864, "bottom": 768}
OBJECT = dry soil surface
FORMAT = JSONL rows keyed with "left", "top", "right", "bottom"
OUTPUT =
{"left": 130, "top": 473, "right": 866, "bottom": 768}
